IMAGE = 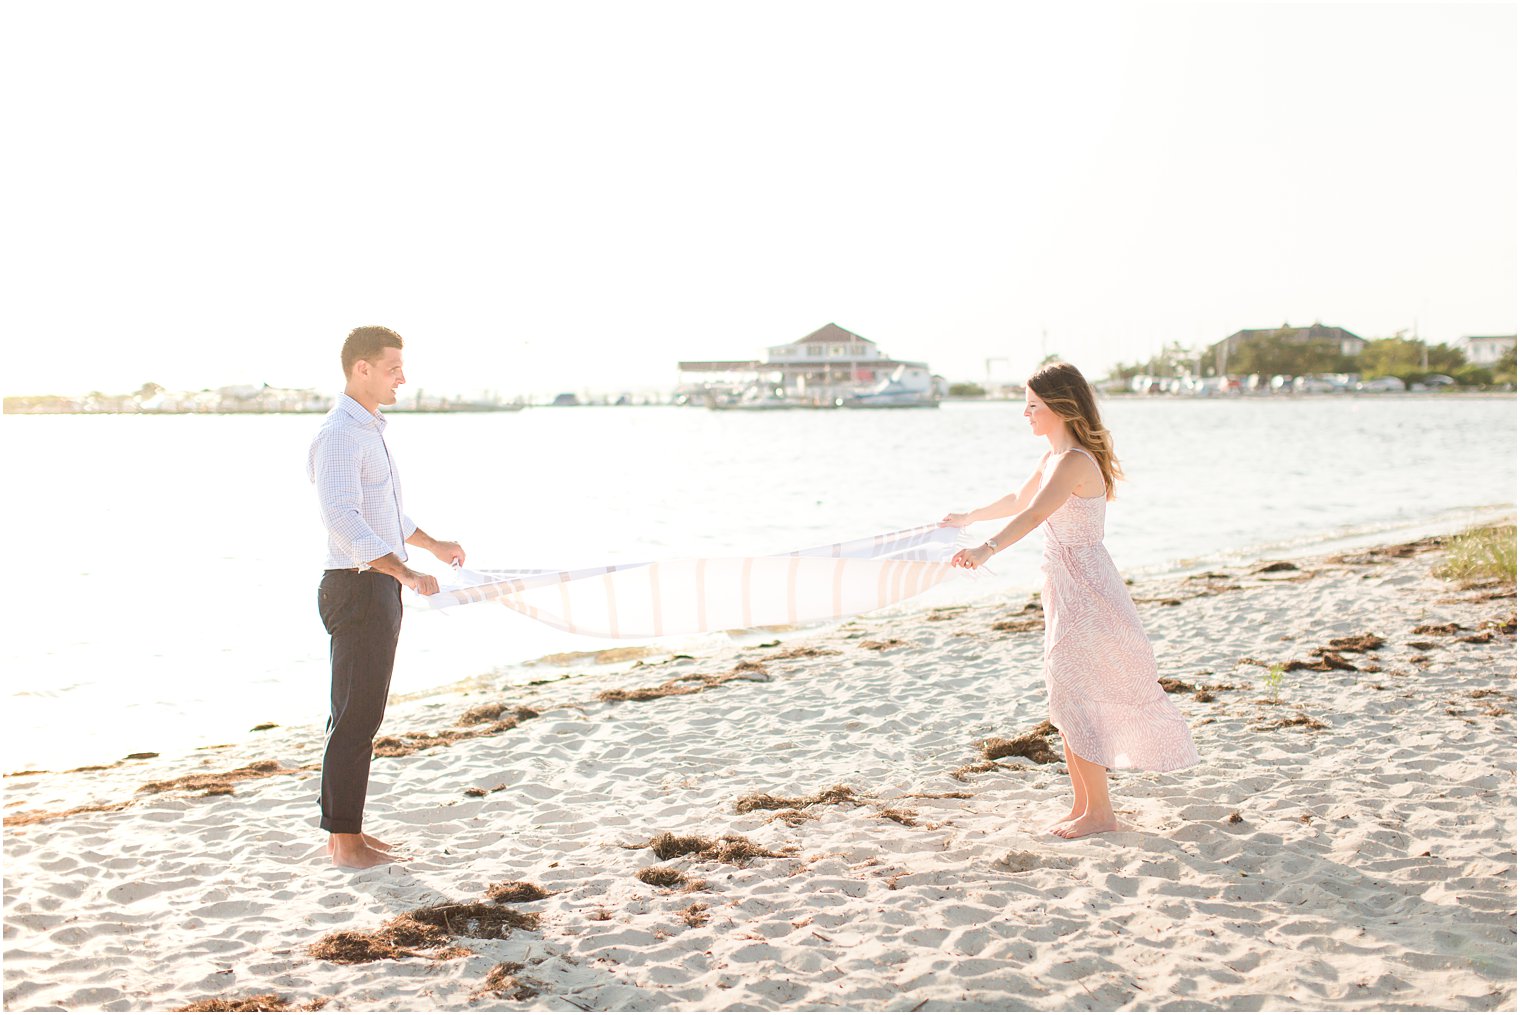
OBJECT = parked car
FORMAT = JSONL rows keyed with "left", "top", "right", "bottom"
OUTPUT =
{"left": 1356, "top": 376, "right": 1406, "bottom": 392}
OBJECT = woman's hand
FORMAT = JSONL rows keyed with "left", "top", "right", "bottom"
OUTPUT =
{"left": 940, "top": 511, "right": 972, "bottom": 528}
{"left": 951, "top": 543, "right": 993, "bottom": 570}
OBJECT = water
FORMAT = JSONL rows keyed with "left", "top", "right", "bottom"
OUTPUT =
{"left": 2, "top": 396, "right": 1513, "bottom": 771}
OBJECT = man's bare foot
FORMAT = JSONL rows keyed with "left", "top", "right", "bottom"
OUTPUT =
{"left": 328, "top": 833, "right": 407, "bottom": 869}
{"left": 1050, "top": 812, "right": 1119, "bottom": 839}
{"left": 326, "top": 832, "right": 397, "bottom": 855}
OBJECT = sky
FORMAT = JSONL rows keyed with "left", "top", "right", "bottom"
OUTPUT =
{"left": 2, "top": 0, "right": 1514, "bottom": 399}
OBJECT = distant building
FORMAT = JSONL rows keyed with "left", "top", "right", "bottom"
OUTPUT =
{"left": 678, "top": 323, "right": 932, "bottom": 403}
{"left": 1463, "top": 334, "right": 1516, "bottom": 366}
{"left": 1210, "top": 322, "right": 1365, "bottom": 375}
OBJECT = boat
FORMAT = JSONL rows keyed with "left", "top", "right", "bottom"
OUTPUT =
{"left": 841, "top": 364, "right": 940, "bottom": 409}
{"left": 707, "top": 385, "right": 819, "bottom": 411}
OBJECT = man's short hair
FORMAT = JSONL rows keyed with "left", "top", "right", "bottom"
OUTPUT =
{"left": 341, "top": 326, "right": 404, "bottom": 377}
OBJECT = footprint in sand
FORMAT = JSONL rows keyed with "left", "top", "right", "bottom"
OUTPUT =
{"left": 993, "top": 850, "right": 1076, "bottom": 873}
{"left": 104, "top": 877, "right": 202, "bottom": 904}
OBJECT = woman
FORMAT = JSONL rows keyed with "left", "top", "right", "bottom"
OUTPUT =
{"left": 944, "top": 362, "right": 1198, "bottom": 839}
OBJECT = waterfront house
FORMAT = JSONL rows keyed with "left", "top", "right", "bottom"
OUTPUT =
{"left": 1210, "top": 322, "right": 1365, "bottom": 376}
{"left": 1462, "top": 334, "right": 1516, "bottom": 366}
{"left": 678, "top": 323, "right": 938, "bottom": 406}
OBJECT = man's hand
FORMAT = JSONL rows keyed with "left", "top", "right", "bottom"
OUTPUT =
{"left": 429, "top": 540, "right": 465, "bottom": 567}
{"left": 401, "top": 568, "right": 441, "bottom": 596}
{"left": 407, "top": 528, "right": 465, "bottom": 568}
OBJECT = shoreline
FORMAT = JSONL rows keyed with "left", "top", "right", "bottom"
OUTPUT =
{"left": 5, "top": 389, "right": 1517, "bottom": 416}
{"left": 4, "top": 526, "right": 1515, "bottom": 1010}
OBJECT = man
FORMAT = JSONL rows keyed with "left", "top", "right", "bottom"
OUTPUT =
{"left": 308, "top": 325, "right": 465, "bottom": 869}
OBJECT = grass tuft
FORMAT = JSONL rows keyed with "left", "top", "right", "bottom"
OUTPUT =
{"left": 1434, "top": 525, "right": 1517, "bottom": 585}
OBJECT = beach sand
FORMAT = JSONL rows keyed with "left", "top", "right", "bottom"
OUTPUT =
{"left": 4, "top": 535, "right": 1515, "bottom": 1011}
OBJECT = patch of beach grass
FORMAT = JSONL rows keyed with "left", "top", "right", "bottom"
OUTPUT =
{"left": 1260, "top": 662, "right": 1287, "bottom": 703}
{"left": 1433, "top": 525, "right": 1517, "bottom": 585}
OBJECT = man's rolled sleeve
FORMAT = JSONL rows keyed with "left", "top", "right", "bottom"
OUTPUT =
{"left": 311, "top": 430, "right": 394, "bottom": 566}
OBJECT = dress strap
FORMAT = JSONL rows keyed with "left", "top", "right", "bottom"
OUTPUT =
{"left": 1059, "top": 445, "right": 1099, "bottom": 466}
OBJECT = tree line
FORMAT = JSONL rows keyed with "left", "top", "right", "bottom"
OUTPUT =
{"left": 1110, "top": 336, "right": 1514, "bottom": 388}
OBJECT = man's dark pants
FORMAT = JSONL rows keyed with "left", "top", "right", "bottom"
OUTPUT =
{"left": 317, "top": 569, "right": 403, "bottom": 834}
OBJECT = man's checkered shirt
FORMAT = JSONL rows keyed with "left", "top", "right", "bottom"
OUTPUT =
{"left": 308, "top": 394, "right": 417, "bottom": 570}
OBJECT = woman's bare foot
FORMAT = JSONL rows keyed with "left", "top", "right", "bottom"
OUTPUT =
{"left": 1050, "top": 811, "right": 1119, "bottom": 839}
{"left": 1045, "top": 804, "right": 1083, "bottom": 832}
{"left": 328, "top": 833, "right": 407, "bottom": 869}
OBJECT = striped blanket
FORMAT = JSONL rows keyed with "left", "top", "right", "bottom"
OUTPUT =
{"left": 419, "top": 523, "right": 966, "bottom": 638}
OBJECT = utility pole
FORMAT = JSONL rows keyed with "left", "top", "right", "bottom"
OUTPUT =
{"left": 985, "top": 357, "right": 1010, "bottom": 395}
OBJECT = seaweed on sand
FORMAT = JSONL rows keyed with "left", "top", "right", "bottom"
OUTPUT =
{"left": 734, "top": 785, "right": 858, "bottom": 814}
{"left": 1253, "top": 713, "right": 1328, "bottom": 732}
{"left": 1280, "top": 651, "right": 1358, "bottom": 673}
{"left": 991, "top": 616, "right": 1045, "bottom": 634}
{"left": 5, "top": 800, "right": 132, "bottom": 828}
{"left": 980, "top": 721, "right": 1061, "bottom": 765}
{"left": 597, "top": 666, "right": 771, "bottom": 703}
{"left": 174, "top": 996, "right": 328, "bottom": 1012}
{"left": 951, "top": 761, "right": 1008, "bottom": 781}
{"left": 457, "top": 703, "right": 539, "bottom": 726}
{"left": 474, "top": 963, "right": 540, "bottom": 1002}
{"left": 1325, "top": 634, "right": 1384, "bottom": 652}
{"left": 623, "top": 831, "right": 791, "bottom": 866}
{"left": 636, "top": 866, "right": 690, "bottom": 888}
{"left": 372, "top": 707, "right": 533, "bottom": 757}
{"left": 877, "top": 808, "right": 918, "bottom": 826}
{"left": 308, "top": 903, "right": 539, "bottom": 965}
{"left": 636, "top": 866, "right": 708, "bottom": 891}
{"left": 484, "top": 881, "right": 551, "bottom": 903}
{"left": 139, "top": 760, "right": 301, "bottom": 796}
{"left": 762, "top": 646, "right": 841, "bottom": 661}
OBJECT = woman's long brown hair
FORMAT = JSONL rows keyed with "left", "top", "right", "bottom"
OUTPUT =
{"left": 1026, "top": 362, "right": 1124, "bottom": 500}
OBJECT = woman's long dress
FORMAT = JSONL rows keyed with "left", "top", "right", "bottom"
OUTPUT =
{"left": 1039, "top": 450, "right": 1200, "bottom": 772}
